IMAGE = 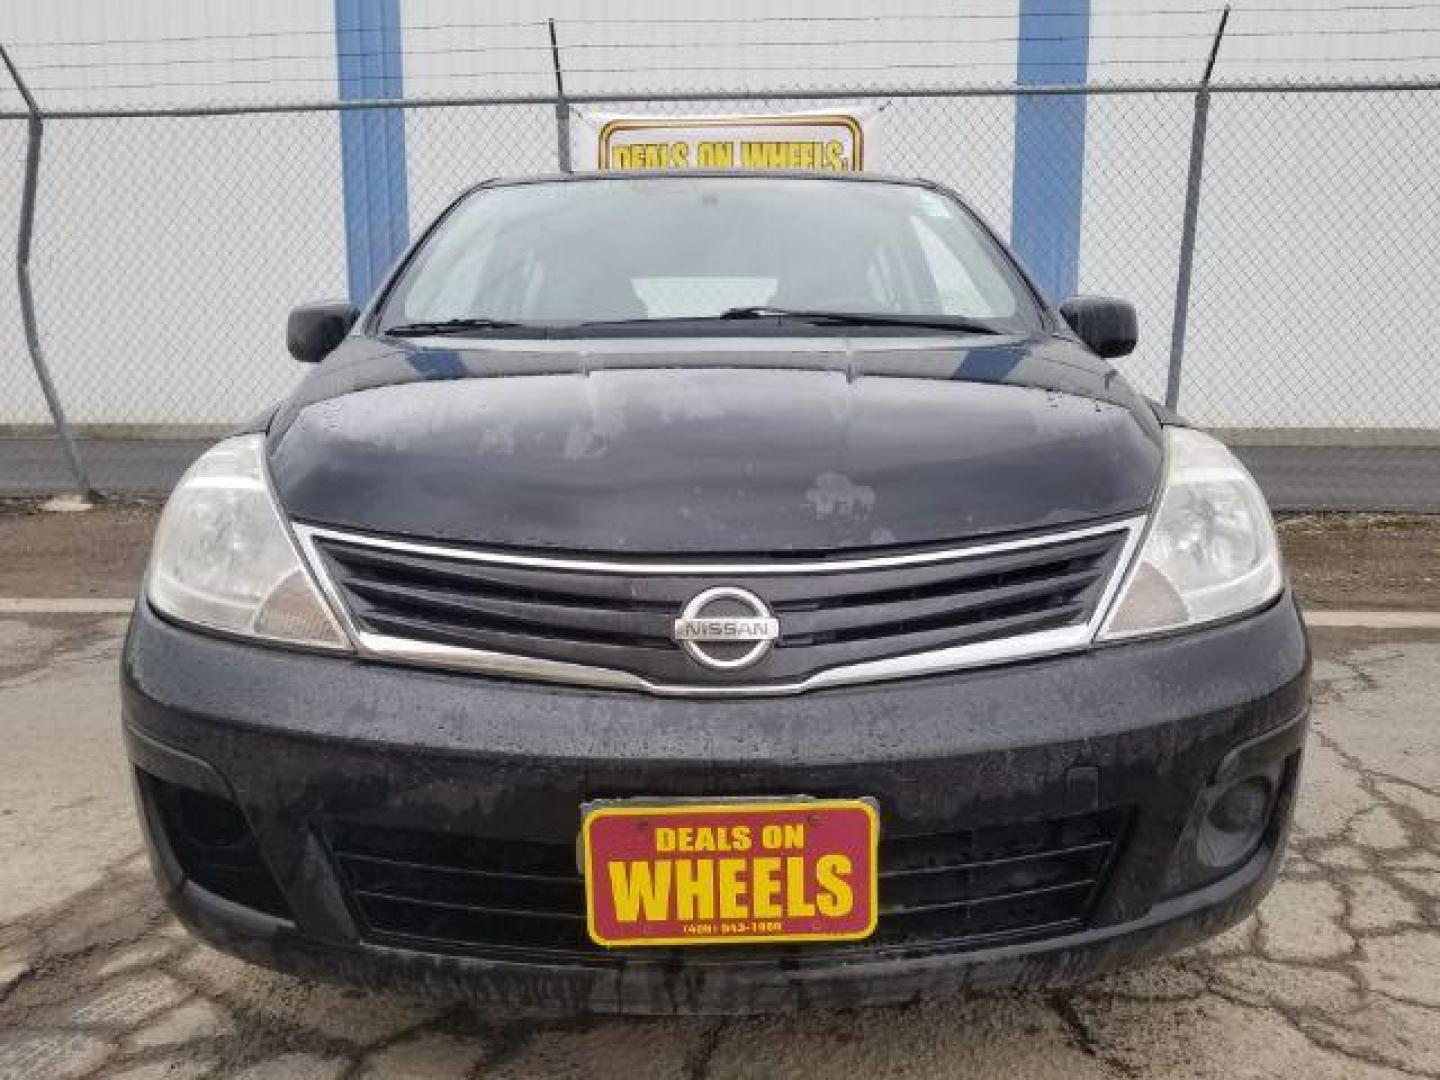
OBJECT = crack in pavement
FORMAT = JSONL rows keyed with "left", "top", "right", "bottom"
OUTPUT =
{"left": 1049, "top": 992, "right": 1145, "bottom": 1078}
{"left": 1202, "top": 978, "right": 1440, "bottom": 1080}
{"left": 0, "top": 615, "right": 129, "bottom": 690}
{"left": 682, "top": 1017, "right": 729, "bottom": 1080}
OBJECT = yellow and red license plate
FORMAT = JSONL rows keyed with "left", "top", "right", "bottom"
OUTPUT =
{"left": 582, "top": 798, "right": 878, "bottom": 948}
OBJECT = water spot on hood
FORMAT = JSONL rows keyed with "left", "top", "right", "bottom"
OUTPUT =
{"left": 805, "top": 472, "right": 877, "bottom": 518}
{"left": 563, "top": 380, "right": 629, "bottom": 460}
{"left": 477, "top": 415, "right": 517, "bottom": 455}
{"left": 644, "top": 371, "right": 731, "bottom": 422}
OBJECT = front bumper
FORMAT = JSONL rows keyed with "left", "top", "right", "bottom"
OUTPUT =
{"left": 121, "top": 593, "right": 1310, "bottom": 1014}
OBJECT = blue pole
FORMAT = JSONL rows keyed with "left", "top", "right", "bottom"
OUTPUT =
{"left": 335, "top": 0, "right": 408, "bottom": 305}
{"left": 1010, "top": 0, "right": 1090, "bottom": 302}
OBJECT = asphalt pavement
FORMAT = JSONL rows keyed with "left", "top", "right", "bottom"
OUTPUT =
{"left": 3, "top": 437, "right": 1440, "bottom": 512}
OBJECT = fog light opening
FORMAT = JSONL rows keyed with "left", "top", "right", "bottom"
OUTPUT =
{"left": 1209, "top": 776, "right": 1272, "bottom": 835}
{"left": 138, "top": 769, "right": 292, "bottom": 919}
{"left": 1163, "top": 750, "right": 1300, "bottom": 898}
{"left": 1196, "top": 775, "right": 1275, "bottom": 872}
{"left": 176, "top": 787, "right": 252, "bottom": 850}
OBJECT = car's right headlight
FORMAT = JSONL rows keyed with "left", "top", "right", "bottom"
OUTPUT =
{"left": 146, "top": 434, "right": 350, "bottom": 651}
{"left": 1099, "top": 427, "right": 1284, "bottom": 640}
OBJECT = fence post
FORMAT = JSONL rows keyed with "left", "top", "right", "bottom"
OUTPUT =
{"left": 0, "top": 42, "right": 94, "bottom": 499}
{"left": 1165, "top": 6, "right": 1229, "bottom": 412}
{"left": 548, "top": 19, "right": 572, "bottom": 173}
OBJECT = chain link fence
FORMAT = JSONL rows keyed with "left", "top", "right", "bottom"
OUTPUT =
{"left": 2, "top": 78, "right": 1438, "bottom": 509}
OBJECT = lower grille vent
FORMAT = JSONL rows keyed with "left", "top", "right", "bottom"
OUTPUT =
{"left": 327, "top": 808, "right": 1128, "bottom": 959}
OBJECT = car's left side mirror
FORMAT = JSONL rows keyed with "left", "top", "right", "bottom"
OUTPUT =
{"left": 1059, "top": 296, "right": 1138, "bottom": 359}
{"left": 287, "top": 301, "right": 359, "bottom": 364}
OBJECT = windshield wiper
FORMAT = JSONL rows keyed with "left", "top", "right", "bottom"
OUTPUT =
{"left": 388, "top": 311, "right": 1009, "bottom": 335}
{"left": 718, "top": 306, "right": 1005, "bottom": 335}
{"left": 385, "top": 317, "right": 531, "bottom": 337}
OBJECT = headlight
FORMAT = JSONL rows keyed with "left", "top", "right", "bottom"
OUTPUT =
{"left": 1100, "top": 427, "right": 1283, "bottom": 640}
{"left": 146, "top": 434, "right": 350, "bottom": 651}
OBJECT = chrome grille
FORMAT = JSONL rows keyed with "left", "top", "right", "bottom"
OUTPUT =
{"left": 299, "top": 519, "right": 1140, "bottom": 695}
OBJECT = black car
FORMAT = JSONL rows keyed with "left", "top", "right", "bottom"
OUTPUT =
{"left": 123, "top": 172, "right": 1309, "bottom": 1015}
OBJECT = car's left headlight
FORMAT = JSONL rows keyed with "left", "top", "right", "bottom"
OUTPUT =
{"left": 1099, "top": 427, "right": 1284, "bottom": 640}
{"left": 146, "top": 434, "right": 351, "bottom": 651}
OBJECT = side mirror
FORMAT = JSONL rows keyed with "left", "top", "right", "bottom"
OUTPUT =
{"left": 287, "top": 301, "right": 358, "bottom": 364}
{"left": 1059, "top": 296, "right": 1138, "bottom": 359}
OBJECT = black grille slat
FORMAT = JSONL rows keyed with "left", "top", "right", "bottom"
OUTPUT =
{"left": 353, "top": 894, "right": 592, "bottom": 953}
{"left": 777, "top": 601, "right": 1087, "bottom": 651}
{"left": 353, "top": 889, "right": 585, "bottom": 922}
{"left": 338, "top": 849, "right": 576, "bottom": 886}
{"left": 337, "top": 852, "right": 583, "bottom": 911}
{"left": 314, "top": 525, "right": 1127, "bottom": 687}
{"left": 320, "top": 542, "right": 679, "bottom": 610}
{"left": 359, "top": 611, "right": 675, "bottom": 668}
{"left": 772, "top": 567, "right": 1103, "bottom": 638}
{"left": 882, "top": 809, "right": 1124, "bottom": 870}
{"left": 882, "top": 843, "right": 1112, "bottom": 907}
{"left": 774, "top": 542, "right": 1115, "bottom": 609}
{"left": 880, "top": 838, "right": 1113, "bottom": 879}
{"left": 328, "top": 809, "right": 1128, "bottom": 958}
{"left": 345, "top": 577, "right": 674, "bottom": 645}
{"left": 882, "top": 877, "right": 1097, "bottom": 918}
{"left": 328, "top": 820, "right": 576, "bottom": 876}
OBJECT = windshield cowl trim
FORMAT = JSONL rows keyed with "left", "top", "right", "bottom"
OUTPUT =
{"left": 385, "top": 329, "right": 1029, "bottom": 351}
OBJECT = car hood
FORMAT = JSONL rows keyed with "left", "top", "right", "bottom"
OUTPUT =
{"left": 267, "top": 334, "right": 1163, "bottom": 553}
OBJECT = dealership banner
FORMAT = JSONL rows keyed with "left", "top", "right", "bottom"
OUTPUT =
{"left": 574, "top": 106, "right": 883, "bottom": 173}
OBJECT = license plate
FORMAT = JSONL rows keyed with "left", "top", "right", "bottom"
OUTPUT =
{"left": 581, "top": 798, "right": 878, "bottom": 948}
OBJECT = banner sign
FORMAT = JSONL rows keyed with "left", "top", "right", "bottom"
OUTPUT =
{"left": 575, "top": 107, "right": 879, "bottom": 173}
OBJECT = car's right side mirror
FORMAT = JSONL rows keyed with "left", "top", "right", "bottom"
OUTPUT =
{"left": 287, "top": 300, "right": 359, "bottom": 364}
{"left": 1059, "top": 296, "right": 1138, "bottom": 359}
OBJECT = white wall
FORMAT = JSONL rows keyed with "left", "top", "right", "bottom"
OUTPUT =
{"left": 0, "top": 0, "right": 1436, "bottom": 429}
{"left": 1086, "top": 1, "right": 1440, "bottom": 426}
{"left": 0, "top": 0, "right": 343, "bottom": 427}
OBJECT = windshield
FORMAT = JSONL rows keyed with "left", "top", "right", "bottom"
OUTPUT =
{"left": 380, "top": 176, "right": 1039, "bottom": 333}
